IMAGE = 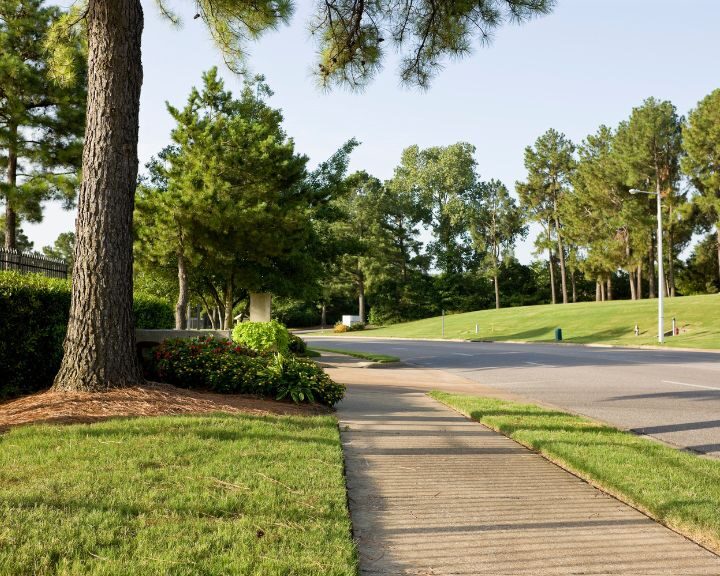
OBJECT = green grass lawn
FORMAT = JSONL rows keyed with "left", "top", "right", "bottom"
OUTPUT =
{"left": 0, "top": 414, "right": 357, "bottom": 576}
{"left": 310, "top": 347, "right": 400, "bottom": 363}
{"left": 361, "top": 293, "right": 720, "bottom": 349}
{"left": 430, "top": 391, "right": 720, "bottom": 552}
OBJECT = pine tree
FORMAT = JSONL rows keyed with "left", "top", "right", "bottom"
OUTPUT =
{"left": 0, "top": 0, "right": 85, "bottom": 250}
{"left": 516, "top": 129, "right": 575, "bottom": 304}
{"left": 682, "top": 89, "right": 720, "bottom": 284}
{"left": 614, "top": 98, "right": 684, "bottom": 297}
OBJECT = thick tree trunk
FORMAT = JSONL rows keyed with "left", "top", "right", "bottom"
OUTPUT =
{"left": 595, "top": 281, "right": 600, "bottom": 302}
{"left": 53, "top": 1, "right": 144, "bottom": 392}
{"left": 570, "top": 271, "right": 577, "bottom": 303}
{"left": 175, "top": 253, "right": 188, "bottom": 329}
{"left": 600, "top": 280, "right": 606, "bottom": 302}
{"left": 494, "top": 273, "right": 500, "bottom": 309}
{"left": 637, "top": 265, "right": 643, "bottom": 299}
{"left": 606, "top": 277, "right": 613, "bottom": 301}
{"left": 629, "top": 269, "right": 637, "bottom": 300}
{"left": 4, "top": 126, "right": 18, "bottom": 251}
{"left": 548, "top": 249, "right": 556, "bottom": 304}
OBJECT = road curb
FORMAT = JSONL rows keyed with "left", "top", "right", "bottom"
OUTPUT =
{"left": 303, "top": 334, "right": 720, "bottom": 354}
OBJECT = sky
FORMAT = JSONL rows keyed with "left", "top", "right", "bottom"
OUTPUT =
{"left": 28, "top": 0, "right": 720, "bottom": 263}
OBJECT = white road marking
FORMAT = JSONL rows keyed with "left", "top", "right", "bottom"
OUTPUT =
{"left": 662, "top": 380, "right": 720, "bottom": 392}
{"left": 452, "top": 353, "right": 473, "bottom": 356}
{"left": 524, "top": 361, "right": 557, "bottom": 368}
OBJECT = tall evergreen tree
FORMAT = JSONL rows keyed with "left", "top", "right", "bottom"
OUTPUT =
{"left": 0, "top": 0, "right": 85, "bottom": 250}
{"left": 516, "top": 129, "right": 575, "bottom": 304}
{"left": 682, "top": 88, "right": 720, "bottom": 283}
{"left": 614, "top": 97, "right": 684, "bottom": 297}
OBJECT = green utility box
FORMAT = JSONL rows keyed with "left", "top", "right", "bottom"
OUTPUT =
{"left": 555, "top": 328, "right": 562, "bottom": 341}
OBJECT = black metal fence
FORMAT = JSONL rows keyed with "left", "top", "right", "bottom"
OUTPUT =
{"left": 0, "top": 249, "right": 68, "bottom": 279}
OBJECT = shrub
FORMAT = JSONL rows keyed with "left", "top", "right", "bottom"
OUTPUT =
{"left": 267, "top": 354, "right": 345, "bottom": 406}
{"left": 133, "top": 293, "right": 175, "bottom": 329}
{"left": 151, "top": 335, "right": 344, "bottom": 406}
{"left": 288, "top": 333, "right": 307, "bottom": 355}
{"left": 0, "top": 271, "right": 174, "bottom": 399}
{"left": 232, "top": 320, "right": 291, "bottom": 353}
{"left": 333, "top": 321, "right": 364, "bottom": 333}
{"left": 0, "top": 272, "right": 70, "bottom": 399}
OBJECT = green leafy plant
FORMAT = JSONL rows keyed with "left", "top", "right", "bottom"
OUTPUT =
{"left": 232, "top": 320, "right": 291, "bottom": 353}
{"left": 288, "top": 333, "right": 307, "bottom": 355}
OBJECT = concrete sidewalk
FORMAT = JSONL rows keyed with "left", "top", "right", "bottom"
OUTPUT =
{"left": 326, "top": 357, "right": 720, "bottom": 575}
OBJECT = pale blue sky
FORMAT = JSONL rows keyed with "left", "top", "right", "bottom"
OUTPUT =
{"left": 30, "top": 0, "right": 720, "bottom": 263}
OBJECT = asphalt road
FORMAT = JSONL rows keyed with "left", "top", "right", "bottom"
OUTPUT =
{"left": 304, "top": 335, "right": 720, "bottom": 457}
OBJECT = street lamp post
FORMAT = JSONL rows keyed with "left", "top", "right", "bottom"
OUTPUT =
{"left": 630, "top": 185, "right": 664, "bottom": 343}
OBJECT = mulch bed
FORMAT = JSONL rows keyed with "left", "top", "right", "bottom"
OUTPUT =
{"left": 0, "top": 383, "right": 330, "bottom": 432}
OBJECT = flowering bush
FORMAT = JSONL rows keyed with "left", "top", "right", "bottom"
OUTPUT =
{"left": 151, "top": 335, "right": 344, "bottom": 406}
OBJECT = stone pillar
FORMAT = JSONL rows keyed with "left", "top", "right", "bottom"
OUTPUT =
{"left": 249, "top": 293, "right": 272, "bottom": 322}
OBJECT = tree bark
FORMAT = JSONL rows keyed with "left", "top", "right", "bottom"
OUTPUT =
{"left": 53, "top": 0, "right": 144, "bottom": 392}
{"left": 629, "top": 269, "right": 637, "bottom": 300}
{"left": 637, "top": 265, "right": 643, "bottom": 299}
{"left": 595, "top": 281, "right": 600, "bottom": 302}
{"left": 600, "top": 280, "right": 606, "bottom": 302}
{"left": 494, "top": 273, "right": 500, "bottom": 309}
{"left": 648, "top": 237, "right": 656, "bottom": 299}
{"left": 175, "top": 253, "right": 188, "bottom": 329}
{"left": 358, "top": 275, "right": 366, "bottom": 323}
{"left": 554, "top": 216, "right": 568, "bottom": 304}
{"left": 321, "top": 303, "right": 327, "bottom": 328}
{"left": 548, "top": 248, "right": 556, "bottom": 304}
{"left": 667, "top": 229, "right": 675, "bottom": 297}
{"left": 223, "top": 277, "right": 233, "bottom": 330}
{"left": 4, "top": 125, "right": 18, "bottom": 251}
{"left": 570, "top": 271, "right": 577, "bottom": 303}
{"left": 606, "top": 277, "right": 613, "bottom": 301}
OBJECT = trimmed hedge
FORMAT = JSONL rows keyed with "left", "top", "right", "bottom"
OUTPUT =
{"left": 0, "top": 271, "right": 174, "bottom": 399}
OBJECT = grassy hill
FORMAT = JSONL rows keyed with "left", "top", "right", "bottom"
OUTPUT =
{"left": 361, "top": 294, "right": 720, "bottom": 349}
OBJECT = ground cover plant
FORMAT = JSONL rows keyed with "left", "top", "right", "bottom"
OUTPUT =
{"left": 152, "top": 336, "right": 345, "bottom": 406}
{"left": 360, "top": 293, "right": 720, "bottom": 349}
{"left": 430, "top": 391, "right": 720, "bottom": 553}
{"left": 0, "top": 413, "right": 357, "bottom": 575}
{"left": 311, "top": 347, "right": 400, "bottom": 364}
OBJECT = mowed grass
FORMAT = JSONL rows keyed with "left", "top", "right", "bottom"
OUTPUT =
{"left": 311, "top": 347, "right": 400, "bottom": 363}
{"left": 430, "top": 391, "right": 720, "bottom": 552}
{"left": 363, "top": 293, "right": 720, "bottom": 348}
{"left": 0, "top": 414, "right": 356, "bottom": 576}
